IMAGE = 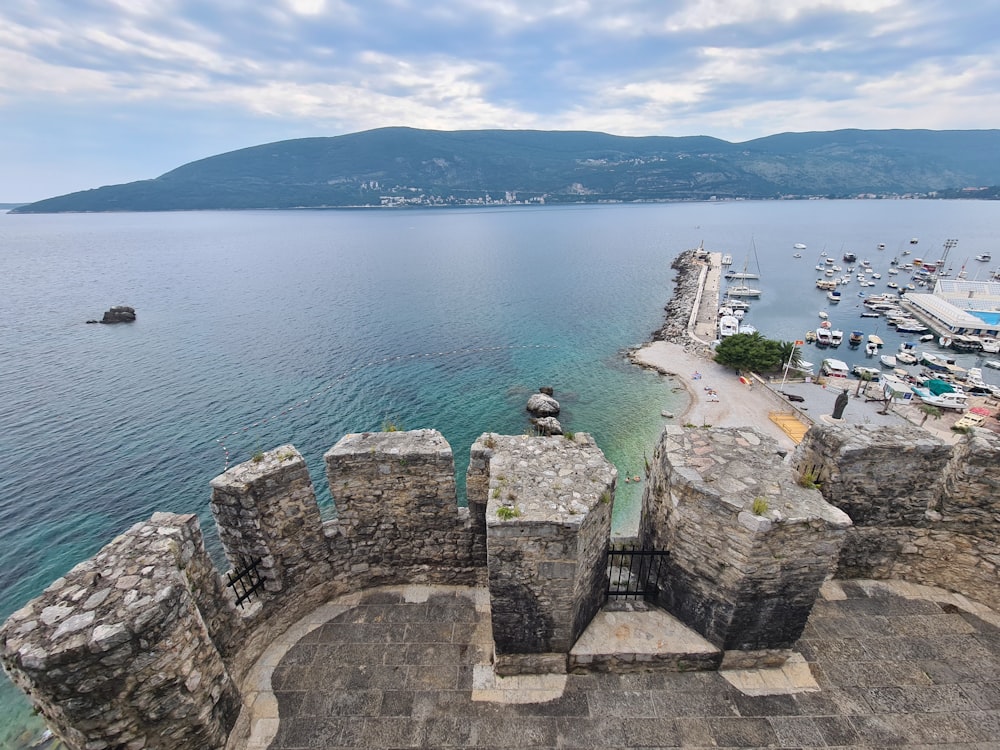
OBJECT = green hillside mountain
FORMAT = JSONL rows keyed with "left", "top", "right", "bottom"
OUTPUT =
{"left": 12, "top": 127, "right": 1000, "bottom": 213}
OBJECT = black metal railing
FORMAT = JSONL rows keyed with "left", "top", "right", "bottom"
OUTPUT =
{"left": 607, "top": 545, "right": 669, "bottom": 599}
{"left": 226, "top": 556, "right": 265, "bottom": 608}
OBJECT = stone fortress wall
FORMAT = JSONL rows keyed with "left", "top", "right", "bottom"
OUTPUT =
{"left": 2, "top": 423, "right": 998, "bottom": 749}
{"left": 794, "top": 423, "right": 1000, "bottom": 607}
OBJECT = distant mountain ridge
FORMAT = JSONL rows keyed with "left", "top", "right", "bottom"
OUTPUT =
{"left": 12, "top": 127, "right": 1000, "bottom": 213}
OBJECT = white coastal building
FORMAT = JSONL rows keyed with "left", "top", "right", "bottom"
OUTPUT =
{"left": 901, "top": 279, "right": 1000, "bottom": 338}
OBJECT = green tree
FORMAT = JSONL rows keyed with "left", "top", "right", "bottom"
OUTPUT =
{"left": 776, "top": 340, "right": 804, "bottom": 373}
{"left": 919, "top": 403, "right": 943, "bottom": 426}
{"left": 714, "top": 332, "right": 784, "bottom": 373}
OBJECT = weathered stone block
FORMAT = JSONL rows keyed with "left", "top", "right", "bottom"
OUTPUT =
{"left": 210, "top": 445, "right": 330, "bottom": 595}
{"left": 482, "top": 434, "right": 616, "bottom": 662}
{"left": 0, "top": 514, "right": 240, "bottom": 750}
{"left": 643, "top": 427, "right": 851, "bottom": 651}
{"left": 793, "top": 424, "right": 950, "bottom": 526}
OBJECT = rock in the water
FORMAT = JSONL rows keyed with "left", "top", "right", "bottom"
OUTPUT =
{"left": 538, "top": 386, "right": 554, "bottom": 396}
{"left": 531, "top": 416, "right": 563, "bottom": 436}
{"left": 526, "top": 393, "right": 560, "bottom": 416}
{"left": 99, "top": 306, "right": 136, "bottom": 324}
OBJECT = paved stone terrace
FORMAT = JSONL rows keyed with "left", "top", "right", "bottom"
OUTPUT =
{"left": 248, "top": 581, "right": 1000, "bottom": 749}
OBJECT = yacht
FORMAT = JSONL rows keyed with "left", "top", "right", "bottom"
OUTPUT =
{"left": 726, "top": 285, "right": 762, "bottom": 298}
{"left": 719, "top": 315, "right": 740, "bottom": 338}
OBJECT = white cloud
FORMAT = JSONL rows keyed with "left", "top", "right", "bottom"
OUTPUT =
{"left": 1, "top": 0, "right": 999, "bottom": 199}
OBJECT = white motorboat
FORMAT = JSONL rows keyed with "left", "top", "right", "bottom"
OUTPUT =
{"left": 865, "top": 341, "right": 879, "bottom": 356}
{"left": 911, "top": 388, "right": 968, "bottom": 412}
{"left": 794, "top": 243, "right": 807, "bottom": 249}
{"left": 816, "top": 327, "right": 833, "bottom": 346}
{"left": 980, "top": 337, "right": 1000, "bottom": 354}
{"left": 880, "top": 354, "right": 897, "bottom": 368}
{"left": 721, "top": 253, "right": 733, "bottom": 266}
{"left": 976, "top": 252, "right": 992, "bottom": 262}
{"left": 821, "top": 358, "right": 850, "bottom": 378}
{"left": 984, "top": 359, "right": 1000, "bottom": 370}
{"left": 853, "top": 365, "right": 881, "bottom": 379}
{"left": 719, "top": 315, "right": 740, "bottom": 338}
{"left": 827, "top": 290, "right": 842, "bottom": 302}
{"left": 830, "top": 329, "right": 844, "bottom": 346}
{"left": 818, "top": 310, "right": 829, "bottom": 319}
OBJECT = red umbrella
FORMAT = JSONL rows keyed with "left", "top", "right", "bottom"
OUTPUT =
{"left": 969, "top": 406, "right": 992, "bottom": 417}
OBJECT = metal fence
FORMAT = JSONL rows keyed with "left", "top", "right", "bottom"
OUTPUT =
{"left": 226, "top": 556, "right": 265, "bottom": 608}
{"left": 607, "top": 545, "right": 670, "bottom": 599}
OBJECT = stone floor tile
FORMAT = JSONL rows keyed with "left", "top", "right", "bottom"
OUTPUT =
{"left": 767, "top": 715, "right": 826, "bottom": 747}
{"left": 705, "top": 716, "right": 779, "bottom": 747}
{"left": 959, "top": 681, "right": 1000, "bottom": 711}
{"left": 730, "top": 692, "right": 801, "bottom": 718}
{"left": 620, "top": 717, "right": 682, "bottom": 747}
{"left": 557, "top": 717, "right": 631, "bottom": 747}
{"left": 648, "top": 689, "right": 740, "bottom": 718}
{"left": 813, "top": 714, "right": 862, "bottom": 746}
{"left": 467, "top": 715, "right": 560, "bottom": 747}
{"left": 848, "top": 713, "right": 911, "bottom": 745}
{"left": 587, "top": 690, "right": 660, "bottom": 719}
{"left": 960, "top": 709, "right": 1000, "bottom": 743}
{"left": 672, "top": 717, "right": 716, "bottom": 747}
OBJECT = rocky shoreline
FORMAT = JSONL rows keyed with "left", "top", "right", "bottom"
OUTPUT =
{"left": 650, "top": 249, "right": 705, "bottom": 347}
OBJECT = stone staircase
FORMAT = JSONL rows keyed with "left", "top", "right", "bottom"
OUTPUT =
{"left": 568, "top": 599, "right": 722, "bottom": 673}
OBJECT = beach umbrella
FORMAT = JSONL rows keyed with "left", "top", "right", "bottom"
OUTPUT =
{"left": 969, "top": 406, "right": 992, "bottom": 417}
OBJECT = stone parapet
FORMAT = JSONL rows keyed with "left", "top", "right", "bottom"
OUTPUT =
{"left": 936, "top": 429, "right": 1000, "bottom": 542}
{"left": 797, "top": 427, "right": 1000, "bottom": 607}
{"left": 210, "top": 445, "right": 331, "bottom": 594}
{"left": 837, "top": 526, "right": 999, "bottom": 607}
{"left": 793, "top": 424, "right": 951, "bottom": 526}
{"left": 643, "top": 426, "right": 851, "bottom": 651}
{"left": 0, "top": 513, "right": 240, "bottom": 750}
{"left": 324, "top": 429, "right": 481, "bottom": 584}
{"left": 481, "top": 434, "right": 616, "bottom": 671}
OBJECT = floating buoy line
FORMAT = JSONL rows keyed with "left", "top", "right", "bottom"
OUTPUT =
{"left": 215, "top": 344, "right": 557, "bottom": 469}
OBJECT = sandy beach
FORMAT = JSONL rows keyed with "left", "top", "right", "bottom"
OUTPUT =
{"left": 631, "top": 340, "right": 799, "bottom": 449}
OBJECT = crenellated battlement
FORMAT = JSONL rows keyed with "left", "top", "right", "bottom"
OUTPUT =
{"left": 3, "top": 424, "right": 999, "bottom": 750}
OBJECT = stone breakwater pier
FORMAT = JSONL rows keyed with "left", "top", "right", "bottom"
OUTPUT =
{"left": 3, "top": 420, "right": 1000, "bottom": 749}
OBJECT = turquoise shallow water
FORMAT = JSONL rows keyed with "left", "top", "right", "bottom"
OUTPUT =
{"left": 1, "top": 200, "right": 998, "bottom": 747}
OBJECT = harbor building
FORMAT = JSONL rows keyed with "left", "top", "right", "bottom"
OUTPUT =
{"left": 902, "top": 278, "right": 1000, "bottom": 338}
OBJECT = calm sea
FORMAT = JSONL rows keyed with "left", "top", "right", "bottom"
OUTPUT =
{"left": 0, "top": 200, "right": 997, "bottom": 747}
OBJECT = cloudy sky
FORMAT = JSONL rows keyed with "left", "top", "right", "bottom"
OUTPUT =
{"left": 2, "top": 0, "right": 998, "bottom": 202}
